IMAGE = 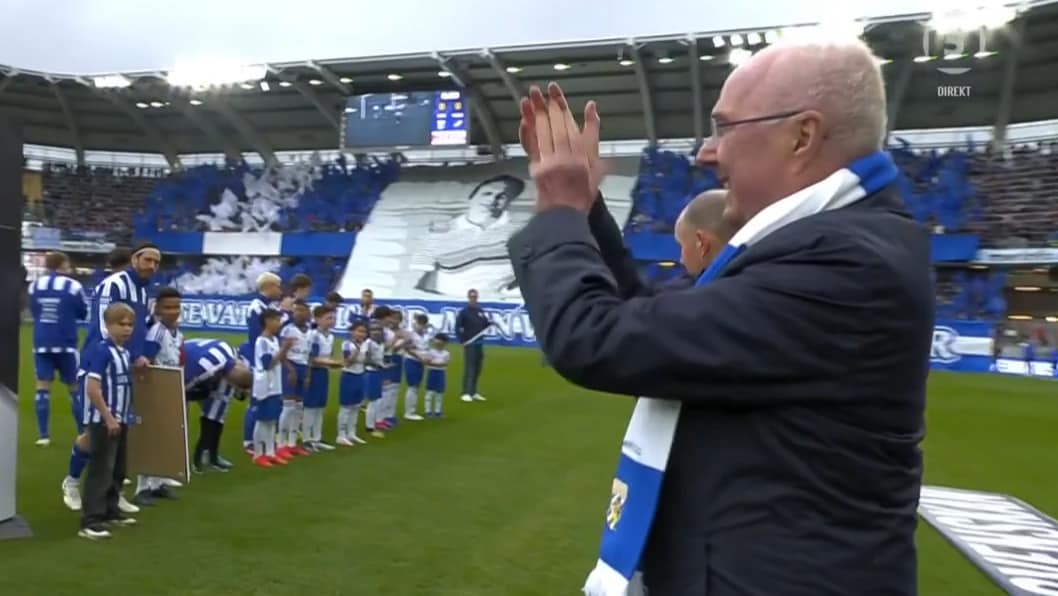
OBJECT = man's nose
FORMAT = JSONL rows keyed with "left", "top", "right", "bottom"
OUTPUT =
{"left": 696, "top": 138, "right": 718, "bottom": 165}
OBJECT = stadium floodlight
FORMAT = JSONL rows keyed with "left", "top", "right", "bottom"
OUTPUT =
{"left": 730, "top": 34, "right": 744, "bottom": 46}
{"left": 308, "top": 79, "right": 323, "bottom": 86}
{"left": 259, "top": 81, "right": 270, "bottom": 92}
{"left": 135, "top": 102, "right": 149, "bottom": 109}
{"left": 712, "top": 35, "right": 726, "bottom": 48}
{"left": 239, "top": 82, "right": 254, "bottom": 90}
{"left": 974, "top": 50, "right": 998, "bottom": 58}
{"left": 189, "top": 99, "right": 203, "bottom": 106}
{"left": 913, "top": 55, "right": 936, "bottom": 62}
{"left": 387, "top": 73, "right": 403, "bottom": 81}
{"left": 619, "top": 59, "right": 635, "bottom": 66}
{"left": 657, "top": 54, "right": 674, "bottom": 64}
{"left": 165, "top": 61, "right": 267, "bottom": 90}
{"left": 505, "top": 66, "right": 523, "bottom": 73}
{"left": 437, "top": 70, "right": 452, "bottom": 78}
{"left": 93, "top": 75, "right": 131, "bottom": 89}
{"left": 279, "top": 80, "right": 293, "bottom": 87}
{"left": 746, "top": 32, "right": 762, "bottom": 45}
{"left": 876, "top": 57, "right": 894, "bottom": 65}
{"left": 338, "top": 76, "right": 353, "bottom": 84}
{"left": 728, "top": 48, "right": 753, "bottom": 67}
{"left": 553, "top": 63, "right": 571, "bottom": 71}
{"left": 699, "top": 55, "right": 714, "bottom": 61}
{"left": 149, "top": 101, "right": 164, "bottom": 108}
{"left": 929, "top": 4, "right": 1018, "bottom": 35}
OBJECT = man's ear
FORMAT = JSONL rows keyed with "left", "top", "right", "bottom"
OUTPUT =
{"left": 695, "top": 230, "right": 711, "bottom": 257}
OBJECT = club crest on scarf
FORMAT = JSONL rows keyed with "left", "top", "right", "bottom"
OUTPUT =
{"left": 606, "top": 478, "right": 628, "bottom": 531}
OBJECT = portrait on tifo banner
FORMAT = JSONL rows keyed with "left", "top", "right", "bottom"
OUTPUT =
{"left": 412, "top": 174, "right": 530, "bottom": 300}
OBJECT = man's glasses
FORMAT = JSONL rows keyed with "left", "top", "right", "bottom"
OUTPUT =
{"left": 709, "top": 110, "right": 803, "bottom": 140}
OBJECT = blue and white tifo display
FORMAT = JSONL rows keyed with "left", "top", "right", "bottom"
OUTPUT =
{"left": 342, "top": 90, "right": 468, "bottom": 149}
{"left": 166, "top": 298, "right": 1057, "bottom": 379}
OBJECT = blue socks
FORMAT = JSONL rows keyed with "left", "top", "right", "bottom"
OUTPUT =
{"left": 68, "top": 443, "right": 89, "bottom": 479}
{"left": 34, "top": 389, "right": 50, "bottom": 439}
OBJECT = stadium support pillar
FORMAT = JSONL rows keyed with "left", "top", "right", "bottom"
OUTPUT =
{"left": 169, "top": 96, "right": 243, "bottom": 163}
{"left": 993, "top": 18, "right": 1026, "bottom": 151}
{"left": 269, "top": 67, "right": 340, "bottom": 132}
{"left": 433, "top": 55, "right": 505, "bottom": 159}
{"left": 628, "top": 42, "right": 658, "bottom": 146}
{"left": 0, "top": 112, "right": 31, "bottom": 540}
{"left": 50, "top": 82, "right": 85, "bottom": 167}
{"left": 482, "top": 49, "right": 525, "bottom": 107}
{"left": 885, "top": 60, "right": 913, "bottom": 139}
{"left": 307, "top": 62, "right": 352, "bottom": 96}
{"left": 210, "top": 100, "right": 277, "bottom": 166}
{"left": 686, "top": 36, "right": 704, "bottom": 145}
{"left": 96, "top": 90, "right": 182, "bottom": 169}
{"left": 0, "top": 72, "right": 15, "bottom": 95}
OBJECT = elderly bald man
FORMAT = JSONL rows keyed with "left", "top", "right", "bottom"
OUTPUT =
{"left": 509, "top": 37, "right": 931, "bottom": 596}
{"left": 675, "top": 190, "right": 736, "bottom": 277}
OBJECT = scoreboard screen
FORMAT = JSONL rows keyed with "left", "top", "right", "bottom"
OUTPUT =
{"left": 342, "top": 90, "right": 469, "bottom": 149}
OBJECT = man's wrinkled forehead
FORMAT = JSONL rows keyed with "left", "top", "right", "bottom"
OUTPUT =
{"left": 713, "top": 56, "right": 772, "bottom": 121}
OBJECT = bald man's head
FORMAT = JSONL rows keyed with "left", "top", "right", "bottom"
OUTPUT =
{"left": 696, "top": 37, "right": 887, "bottom": 227}
{"left": 675, "top": 189, "right": 737, "bottom": 277}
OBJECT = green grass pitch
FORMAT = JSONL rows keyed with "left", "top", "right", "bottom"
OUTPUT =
{"left": 1, "top": 326, "right": 1056, "bottom": 595}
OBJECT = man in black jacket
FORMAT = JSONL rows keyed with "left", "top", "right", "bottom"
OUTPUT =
{"left": 455, "top": 289, "right": 491, "bottom": 402}
{"left": 508, "top": 38, "right": 932, "bottom": 596}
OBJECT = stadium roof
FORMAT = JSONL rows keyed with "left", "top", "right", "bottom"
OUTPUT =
{"left": 2, "top": 2, "right": 1058, "bottom": 166}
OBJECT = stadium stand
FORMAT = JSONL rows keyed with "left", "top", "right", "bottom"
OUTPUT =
{"left": 934, "top": 269, "right": 1008, "bottom": 321}
{"left": 151, "top": 256, "right": 344, "bottom": 296}
{"left": 134, "top": 155, "right": 399, "bottom": 236}
{"left": 971, "top": 143, "right": 1058, "bottom": 247}
{"left": 624, "top": 146, "right": 721, "bottom": 233}
{"left": 40, "top": 164, "right": 158, "bottom": 243}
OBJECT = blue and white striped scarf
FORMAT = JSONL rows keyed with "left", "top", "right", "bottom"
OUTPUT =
{"left": 582, "top": 150, "right": 900, "bottom": 596}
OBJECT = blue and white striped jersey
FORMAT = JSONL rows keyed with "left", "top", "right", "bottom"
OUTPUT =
{"left": 245, "top": 293, "right": 274, "bottom": 345}
{"left": 84, "top": 268, "right": 152, "bottom": 361}
{"left": 29, "top": 273, "right": 88, "bottom": 353}
{"left": 184, "top": 338, "right": 238, "bottom": 390}
{"left": 81, "top": 338, "right": 132, "bottom": 424}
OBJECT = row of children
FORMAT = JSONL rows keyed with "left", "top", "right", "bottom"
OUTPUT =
{"left": 246, "top": 296, "right": 451, "bottom": 468}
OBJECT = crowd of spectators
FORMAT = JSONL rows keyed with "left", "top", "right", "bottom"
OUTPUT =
{"left": 133, "top": 154, "right": 400, "bottom": 236}
{"left": 624, "top": 147, "right": 721, "bottom": 234}
{"left": 934, "top": 269, "right": 1008, "bottom": 321}
{"left": 626, "top": 141, "right": 1058, "bottom": 248}
{"left": 37, "top": 164, "right": 160, "bottom": 242}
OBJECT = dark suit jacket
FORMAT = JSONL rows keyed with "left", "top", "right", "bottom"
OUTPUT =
{"left": 507, "top": 188, "right": 933, "bottom": 596}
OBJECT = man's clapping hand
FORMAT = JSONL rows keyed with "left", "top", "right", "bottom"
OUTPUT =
{"left": 519, "top": 83, "right": 602, "bottom": 214}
